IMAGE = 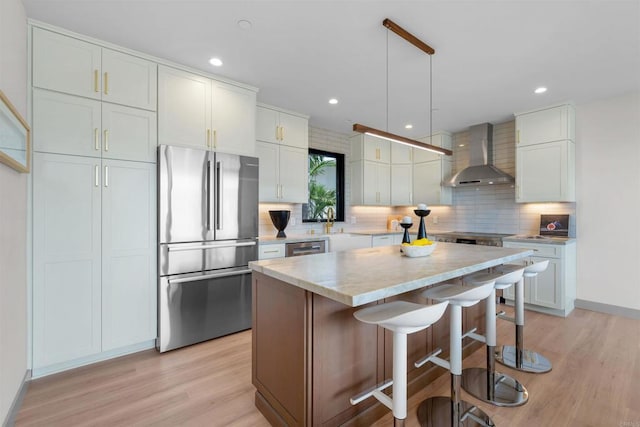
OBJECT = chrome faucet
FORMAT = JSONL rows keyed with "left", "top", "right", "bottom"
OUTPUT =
{"left": 324, "top": 207, "right": 335, "bottom": 234}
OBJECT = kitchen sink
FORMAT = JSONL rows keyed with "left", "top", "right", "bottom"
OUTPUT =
{"left": 326, "top": 233, "right": 372, "bottom": 252}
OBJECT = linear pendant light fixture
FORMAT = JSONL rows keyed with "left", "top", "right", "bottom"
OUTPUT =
{"left": 353, "top": 19, "right": 452, "bottom": 156}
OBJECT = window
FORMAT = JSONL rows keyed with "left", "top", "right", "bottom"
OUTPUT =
{"left": 302, "top": 149, "right": 345, "bottom": 223}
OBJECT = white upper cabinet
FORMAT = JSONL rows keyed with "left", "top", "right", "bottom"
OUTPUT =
{"left": 515, "top": 103, "right": 576, "bottom": 202}
{"left": 412, "top": 132, "right": 453, "bottom": 206}
{"left": 351, "top": 134, "right": 391, "bottom": 163}
{"left": 515, "top": 103, "right": 575, "bottom": 146}
{"left": 158, "top": 66, "right": 257, "bottom": 156}
{"left": 256, "top": 105, "right": 308, "bottom": 149}
{"left": 33, "top": 89, "right": 157, "bottom": 162}
{"left": 391, "top": 144, "right": 412, "bottom": 164}
{"left": 32, "top": 27, "right": 157, "bottom": 111}
{"left": 391, "top": 164, "right": 413, "bottom": 206}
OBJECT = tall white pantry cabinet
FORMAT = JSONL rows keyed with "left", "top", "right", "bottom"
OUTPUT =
{"left": 31, "top": 25, "right": 157, "bottom": 375}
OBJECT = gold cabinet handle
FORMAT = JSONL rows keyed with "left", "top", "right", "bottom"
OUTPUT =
{"left": 103, "top": 72, "right": 109, "bottom": 95}
{"left": 213, "top": 129, "right": 217, "bottom": 149}
{"left": 275, "top": 126, "right": 280, "bottom": 141}
{"left": 94, "top": 70, "right": 99, "bottom": 93}
{"left": 104, "top": 165, "right": 109, "bottom": 187}
{"left": 94, "top": 165, "right": 99, "bottom": 187}
{"left": 94, "top": 128, "right": 100, "bottom": 150}
{"left": 104, "top": 129, "right": 109, "bottom": 151}
{"left": 280, "top": 126, "right": 284, "bottom": 141}
{"left": 207, "top": 129, "right": 211, "bottom": 147}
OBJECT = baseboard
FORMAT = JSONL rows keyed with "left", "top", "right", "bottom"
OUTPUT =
{"left": 2, "top": 370, "right": 31, "bottom": 427}
{"left": 575, "top": 299, "right": 640, "bottom": 320}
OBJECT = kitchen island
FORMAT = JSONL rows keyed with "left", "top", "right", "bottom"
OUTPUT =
{"left": 249, "top": 243, "right": 533, "bottom": 427}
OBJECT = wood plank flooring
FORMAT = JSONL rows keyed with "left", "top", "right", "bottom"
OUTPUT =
{"left": 16, "top": 306, "right": 640, "bottom": 426}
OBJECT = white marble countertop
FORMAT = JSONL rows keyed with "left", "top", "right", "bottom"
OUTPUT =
{"left": 250, "top": 242, "right": 533, "bottom": 307}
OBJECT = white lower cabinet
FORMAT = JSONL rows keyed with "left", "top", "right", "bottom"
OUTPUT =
{"left": 33, "top": 153, "right": 156, "bottom": 372}
{"left": 258, "top": 243, "right": 286, "bottom": 260}
{"left": 501, "top": 241, "right": 576, "bottom": 317}
{"left": 371, "top": 234, "right": 394, "bottom": 247}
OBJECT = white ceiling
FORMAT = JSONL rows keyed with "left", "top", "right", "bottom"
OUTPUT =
{"left": 23, "top": 1, "right": 640, "bottom": 136}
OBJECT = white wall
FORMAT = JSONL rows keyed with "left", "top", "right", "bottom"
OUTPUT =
{"left": 576, "top": 92, "right": 640, "bottom": 310}
{"left": 0, "top": 0, "right": 28, "bottom": 422}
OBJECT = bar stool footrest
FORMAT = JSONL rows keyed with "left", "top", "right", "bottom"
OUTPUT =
{"left": 350, "top": 378, "right": 393, "bottom": 405}
{"left": 414, "top": 347, "right": 450, "bottom": 370}
{"left": 497, "top": 311, "right": 515, "bottom": 323}
{"left": 462, "top": 327, "right": 486, "bottom": 344}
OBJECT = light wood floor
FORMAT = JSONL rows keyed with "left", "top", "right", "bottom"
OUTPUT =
{"left": 16, "top": 306, "right": 640, "bottom": 427}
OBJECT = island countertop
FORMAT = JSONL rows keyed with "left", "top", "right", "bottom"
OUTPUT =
{"left": 249, "top": 242, "right": 533, "bottom": 307}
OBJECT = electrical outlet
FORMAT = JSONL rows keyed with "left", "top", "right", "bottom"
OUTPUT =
{"left": 433, "top": 215, "right": 439, "bottom": 224}
{"left": 290, "top": 217, "right": 296, "bottom": 226}
{"left": 350, "top": 216, "right": 356, "bottom": 224}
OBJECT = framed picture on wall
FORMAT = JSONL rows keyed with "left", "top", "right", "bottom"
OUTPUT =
{"left": 0, "top": 90, "right": 30, "bottom": 173}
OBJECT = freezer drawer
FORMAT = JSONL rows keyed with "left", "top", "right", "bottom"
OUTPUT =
{"left": 158, "top": 267, "right": 252, "bottom": 352}
{"left": 159, "top": 239, "right": 257, "bottom": 276}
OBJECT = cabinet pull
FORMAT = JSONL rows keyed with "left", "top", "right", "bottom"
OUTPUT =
{"left": 213, "top": 129, "right": 217, "bottom": 149}
{"left": 280, "top": 126, "right": 285, "bottom": 141}
{"left": 103, "top": 72, "right": 109, "bottom": 95}
{"left": 263, "top": 249, "right": 279, "bottom": 254}
{"left": 104, "top": 129, "right": 109, "bottom": 151}
{"left": 207, "top": 129, "right": 211, "bottom": 147}
{"left": 376, "top": 148, "right": 380, "bottom": 160}
{"left": 94, "top": 128, "right": 100, "bottom": 150}
{"left": 94, "top": 165, "right": 99, "bottom": 186}
{"left": 94, "top": 70, "right": 99, "bottom": 93}
{"left": 104, "top": 165, "right": 109, "bottom": 187}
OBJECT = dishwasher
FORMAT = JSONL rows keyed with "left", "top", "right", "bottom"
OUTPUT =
{"left": 285, "top": 240, "right": 326, "bottom": 257}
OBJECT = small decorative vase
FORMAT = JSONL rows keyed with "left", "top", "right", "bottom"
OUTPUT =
{"left": 400, "top": 222, "right": 413, "bottom": 245}
{"left": 414, "top": 209, "right": 431, "bottom": 240}
{"left": 268, "top": 210, "right": 290, "bottom": 238}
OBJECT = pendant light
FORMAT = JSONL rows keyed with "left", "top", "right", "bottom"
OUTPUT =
{"left": 353, "top": 19, "right": 452, "bottom": 156}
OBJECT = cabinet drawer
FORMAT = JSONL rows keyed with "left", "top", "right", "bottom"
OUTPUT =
{"left": 372, "top": 235, "right": 394, "bottom": 247}
{"left": 504, "top": 241, "right": 559, "bottom": 258}
{"left": 259, "top": 244, "right": 286, "bottom": 259}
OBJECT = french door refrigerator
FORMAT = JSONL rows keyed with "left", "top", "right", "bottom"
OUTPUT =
{"left": 157, "top": 145, "right": 259, "bottom": 352}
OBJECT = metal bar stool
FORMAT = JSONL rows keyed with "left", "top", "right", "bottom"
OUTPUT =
{"left": 350, "top": 300, "right": 449, "bottom": 427}
{"left": 495, "top": 260, "right": 552, "bottom": 373}
{"left": 460, "top": 269, "right": 529, "bottom": 407}
{"left": 416, "top": 280, "right": 497, "bottom": 427}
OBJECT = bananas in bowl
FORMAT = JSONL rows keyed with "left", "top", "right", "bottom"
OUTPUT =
{"left": 400, "top": 238, "right": 437, "bottom": 257}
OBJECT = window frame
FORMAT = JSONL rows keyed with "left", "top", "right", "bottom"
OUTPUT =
{"left": 302, "top": 148, "right": 345, "bottom": 223}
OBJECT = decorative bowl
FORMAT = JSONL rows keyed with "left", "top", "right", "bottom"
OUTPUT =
{"left": 401, "top": 242, "right": 437, "bottom": 258}
{"left": 268, "top": 210, "right": 290, "bottom": 238}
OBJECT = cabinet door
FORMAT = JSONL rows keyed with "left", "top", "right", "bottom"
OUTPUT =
{"left": 363, "top": 135, "right": 390, "bottom": 163}
{"left": 528, "top": 257, "right": 562, "bottom": 309}
{"left": 372, "top": 235, "right": 393, "bottom": 247}
{"left": 377, "top": 163, "right": 391, "bottom": 205}
{"left": 33, "top": 89, "right": 102, "bottom": 157}
{"left": 516, "top": 105, "right": 573, "bottom": 146}
{"left": 516, "top": 140, "right": 573, "bottom": 202}
{"left": 256, "top": 106, "right": 280, "bottom": 144}
{"left": 33, "top": 153, "right": 102, "bottom": 369}
{"left": 102, "top": 103, "right": 157, "bottom": 162}
{"left": 102, "top": 160, "right": 156, "bottom": 351}
{"left": 102, "top": 49, "right": 157, "bottom": 111}
{"left": 32, "top": 27, "right": 102, "bottom": 100}
{"left": 278, "top": 112, "right": 308, "bottom": 149}
{"left": 211, "top": 81, "right": 257, "bottom": 156}
{"left": 413, "top": 161, "right": 444, "bottom": 206}
{"left": 256, "top": 141, "right": 279, "bottom": 202}
{"left": 391, "top": 144, "right": 412, "bottom": 164}
{"left": 391, "top": 163, "right": 412, "bottom": 206}
{"left": 158, "top": 66, "right": 211, "bottom": 149}
{"left": 362, "top": 161, "right": 378, "bottom": 205}
{"left": 279, "top": 145, "right": 308, "bottom": 203}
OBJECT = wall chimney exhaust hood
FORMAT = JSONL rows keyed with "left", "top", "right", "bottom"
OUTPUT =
{"left": 445, "top": 123, "right": 515, "bottom": 187}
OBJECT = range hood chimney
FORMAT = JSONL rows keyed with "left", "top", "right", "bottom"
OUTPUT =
{"left": 445, "top": 123, "right": 515, "bottom": 187}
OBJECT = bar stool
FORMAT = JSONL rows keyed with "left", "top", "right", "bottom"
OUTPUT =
{"left": 416, "top": 280, "right": 497, "bottom": 427}
{"left": 495, "top": 260, "right": 552, "bottom": 373}
{"left": 460, "top": 268, "right": 529, "bottom": 407}
{"left": 350, "top": 300, "right": 449, "bottom": 427}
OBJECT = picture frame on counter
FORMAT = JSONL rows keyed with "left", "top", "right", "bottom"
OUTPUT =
{"left": 0, "top": 90, "right": 30, "bottom": 173}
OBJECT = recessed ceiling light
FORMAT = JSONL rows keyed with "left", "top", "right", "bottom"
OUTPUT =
{"left": 329, "top": 98, "right": 338, "bottom": 105}
{"left": 209, "top": 57, "right": 223, "bottom": 67}
{"left": 405, "top": 124, "right": 413, "bottom": 129}
{"left": 237, "top": 19, "right": 252, "bottom": 30}
{"left": 534, "top": 87, "right": 547, "bottom": 94}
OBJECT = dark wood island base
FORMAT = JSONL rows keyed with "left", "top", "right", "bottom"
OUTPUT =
{"left": 252, "top": 272, "right": 486, "bottom": 427}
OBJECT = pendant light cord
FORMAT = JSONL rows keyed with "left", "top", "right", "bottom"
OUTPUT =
{"left": 429, "top": 53, "right": 433, "bottom": 139}
{"left": 386, "top": 29, "right": 389, "bottom": 132}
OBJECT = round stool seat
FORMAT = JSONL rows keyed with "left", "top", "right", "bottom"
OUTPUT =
{"left": 492, "top": 264, "right": 525, "bottom": 289}
{"left": 354, "top": 300, "right": 449, "bottom": 334}
{"left": 423, "top": 281, "right": 495, "bottom": 307}
{"left": 524, "top": 259, "right": 549, "bottom": 277}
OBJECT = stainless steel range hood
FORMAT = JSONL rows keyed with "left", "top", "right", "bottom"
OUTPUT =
{"left": 445, "top": 123, "right": 515, "bottom": 187}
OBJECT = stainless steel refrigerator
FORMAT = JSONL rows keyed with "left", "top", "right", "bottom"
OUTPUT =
{"left": 157, "top": 145, "right": 259, "bottom": 352}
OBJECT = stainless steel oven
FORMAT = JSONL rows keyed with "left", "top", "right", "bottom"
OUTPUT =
{"left": 285, "top": 240, "right": 326, "bottom": 257}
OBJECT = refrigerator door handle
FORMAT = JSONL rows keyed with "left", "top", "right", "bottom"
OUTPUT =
{"left": 168, "top": 268, "right": 252, "bottom": 285}
{"left": 167, "top": 241, "right": 257, "bottom": 252}
{"left": 207, "top": 159, "right": 214, "bottom": 231}
{"left": 216, "top": 160, "right": 222, "bottom": 230}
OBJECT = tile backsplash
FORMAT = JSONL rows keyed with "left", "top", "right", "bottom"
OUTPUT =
{"left": 258, "top": 123, "right": 576, "bottom": 238}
